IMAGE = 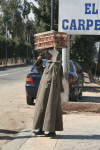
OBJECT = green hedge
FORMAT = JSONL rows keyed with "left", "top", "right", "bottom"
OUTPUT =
{"left": 0, "top": 35, "right": 33, "bottom": 59}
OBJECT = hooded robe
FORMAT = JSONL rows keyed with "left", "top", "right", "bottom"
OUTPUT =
{"left": 33, "top": 51, "right": 64, "bottom": 132}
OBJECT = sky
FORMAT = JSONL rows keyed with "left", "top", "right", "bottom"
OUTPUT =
{"left": 27, "top": 0, "right": 39, "bottom": 20}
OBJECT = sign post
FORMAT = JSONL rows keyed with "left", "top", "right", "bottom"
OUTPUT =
{"left": 62, "top": 34, "right": 70, "bottom": 102}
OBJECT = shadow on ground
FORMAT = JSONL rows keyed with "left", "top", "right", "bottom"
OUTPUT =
{"left": 0, "top": 129, "right": 19, "bottom": 140}
{"left": 51, "top": 134, "right": 100, "bottom": 139}
{"left": 83, "top": 87, "right": 100, "bottom": 93}
{"left": 1, "top": 133, "right": 100, "bottom": 140}
{"left": 0, "top": 129, "right": 19, "bottom": 134}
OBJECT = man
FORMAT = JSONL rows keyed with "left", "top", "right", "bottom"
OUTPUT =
{"left": 33, "top": 50, "right": 64, "bottom": 137}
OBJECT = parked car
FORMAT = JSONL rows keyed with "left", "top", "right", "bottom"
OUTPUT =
{"left": 74, "top": 62, "right": 85, "bottom": 80}
{"left": 69, "top": 60, "right": 83, "bottom": 101}
{"left": 25, "top": 59, "right": 83, "bottom": 105}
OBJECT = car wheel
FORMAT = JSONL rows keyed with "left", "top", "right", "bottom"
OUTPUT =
{"left": 78, "top": 91, "right": 82, "bottom": 99}
{"left": 26, "top": 95, "right": 34, "bottom": 105}
{"left": 69, "top": 97, "right": 78, "bottom": 102}
{"left": 73, "top": 97, "right": 78, "bottom": 102}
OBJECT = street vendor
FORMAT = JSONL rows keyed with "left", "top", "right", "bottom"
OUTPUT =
{"left": 33, "top": 50, "right": 64, "bottom": 137}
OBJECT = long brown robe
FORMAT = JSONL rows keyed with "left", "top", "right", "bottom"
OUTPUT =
{"left": 33, "top": 51, "right": 64, "bottom": 132}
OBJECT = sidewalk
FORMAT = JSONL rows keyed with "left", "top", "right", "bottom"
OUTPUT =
{"left": 2, "top": 113, "right": 100, "bottom": 150}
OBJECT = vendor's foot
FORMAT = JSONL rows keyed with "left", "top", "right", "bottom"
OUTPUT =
{"left": 33, "top": 129, "right": 44, "bottom": 135}
{"left": 45, "top": 132, "right": 56, "bottom": 137}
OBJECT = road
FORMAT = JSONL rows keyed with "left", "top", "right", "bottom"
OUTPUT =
{"left": 0, "top": 64, "right": 33, "bottom": 85}
{"left": 0, "top": 64, "right": 35, "bottom": 150}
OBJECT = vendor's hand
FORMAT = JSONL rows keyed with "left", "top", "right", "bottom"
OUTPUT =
{"left": 37, "top": 55, "right": 42, "bottom": 61}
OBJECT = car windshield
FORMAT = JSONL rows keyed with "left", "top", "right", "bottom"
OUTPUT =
{"left": 75, "top": 62, "right": 82, "bottom": 70}
{"left": 31, "top": 59, "right": 48, "bottom": 73}
{"left": 32, "top": 60, "right": 74, "bottom": 73}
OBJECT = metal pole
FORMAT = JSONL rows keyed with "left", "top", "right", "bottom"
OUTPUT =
{"left": 98, "top": 47, "right": 100, "bottom": 80}
{"left": 51, "top": 0, "right": 55, "bottom": 30}
{"left": 67, "top": 34, "right": 70, "bottom": 101}
{"left": 62, "top": 48, "right": 67, "bottom": 78}
{"left": 6, "top": 22, "right": 8, "bottom": 63}
{"left": 62, "top": 34, "right": 70, "bottom": 102}
{"left": 62, "top": 34, "right": 70, "bottom": 80}
{"left": 27, "top": 36, "right": 28, "bottom": 59}
{"left": 67, "top": 34, "right": 70, "bottom": 100}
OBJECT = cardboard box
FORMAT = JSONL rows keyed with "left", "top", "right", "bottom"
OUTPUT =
{"left": 34, "top": 30, "right": 67, "bottom": 51}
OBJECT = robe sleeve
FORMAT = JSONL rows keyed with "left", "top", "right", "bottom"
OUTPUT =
{"left": 36, "top": 60, "right": 45, "bottom": 75}
{"left": 60, "top": 65, "right": 64, "bottom": 93}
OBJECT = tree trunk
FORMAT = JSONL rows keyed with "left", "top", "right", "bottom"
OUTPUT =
{"left": 98, "top": 63, "right": 99, "bottom": 80}
{"left": 95, "top": 63, "right": 97, "bottom": 79}
{"left": 87, "top": 70, "right": 96, "bottom": 83}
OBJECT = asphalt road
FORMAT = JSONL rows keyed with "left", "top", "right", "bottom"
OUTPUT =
{"left": 0, "top": 64, "right": 33, "bottom": 86}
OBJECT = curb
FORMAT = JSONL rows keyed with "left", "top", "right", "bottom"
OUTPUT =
{"left": 1, "top": 123, "right": 33, "bottom": 150}
{"left": 62, "top": 102, "right": 100, "bottom": 113}
{"left": 0, "top": 63, "right": 33, "bottom": 70}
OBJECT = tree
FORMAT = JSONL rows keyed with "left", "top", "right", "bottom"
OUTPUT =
{"left": 0, "top": 35, "right": 33, "bottom": 59}
{"left": 0, "top": 0, "right": 32, "bottom": 40}
{"left": 0, "top": 14, "right": 5, "bottom": 36}
{"left": 31, "top": 0, "right": 58, "bottom": 33}
{"left": 70, "top": 35, "right": 96, "bottom": 70}
{"left": 0, "top": 0, "right": 23, "bottom": 39}
{"left": 22, "top": 0, "right": 31, "bottom": 19}
{"left": 0, "top": 0, "right": 35, "bottom": 59}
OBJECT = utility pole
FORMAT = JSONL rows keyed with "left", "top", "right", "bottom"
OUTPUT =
{"left": 6, "top": 21, "right": 8, "bottom": 63}
{"left": 5, "top": 19, "right": 13, "bottom": 65}
{"left": 27, "top": 35, "right": 28, "bottom": 59}
{"left": 51, "top": 0, "right": 55, "bottom": 30}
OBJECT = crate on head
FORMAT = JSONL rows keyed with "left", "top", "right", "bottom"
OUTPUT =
{"left": 34, "top": 30, "right": 67, "bottom": 51}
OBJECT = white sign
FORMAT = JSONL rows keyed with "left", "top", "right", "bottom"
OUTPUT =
{"left": 59, "top": 0, "right": 100, "bottom": 35}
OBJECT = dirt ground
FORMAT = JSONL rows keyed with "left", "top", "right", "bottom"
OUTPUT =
{"left": 0, "top": 72, "right": 100, "bottom": 150}
{"left": 0, "top": 81, "right": 36, "bottom": 150}
{"left": 81, "top": 72, "right": 100, "bottom": 103}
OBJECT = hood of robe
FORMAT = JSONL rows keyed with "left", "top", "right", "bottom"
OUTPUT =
{"left": 47, "top": 51, "right": 62, "bottom": 64}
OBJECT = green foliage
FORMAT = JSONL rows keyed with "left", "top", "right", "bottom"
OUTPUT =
{"left": 17, "top": 41, "right": 32, "bottom": 58}
{"left": 0, "top": 0, "right": 35, "bottom": 59}
{"left": 32, "top": 0, "right": 58, "bottom": 33}
{"left": 0, "top": 35, "right": 33, "bottom": 59}
{"left": 22, "top": 0, "right": 31, "bottom": 19}
{"left": 12, "top": 39, "right": 20, "bottom": 58}
{"left": 1, "top": 0, "right": 24, "bottom": 39}
{"left": 70, "top": 35, "right": 96, "bottom": 70}
{"left": 0, "top": 35, "right": 6, "bottom": 59}
{"left": 0, "top": 0, "right": 35, "bottom": 41}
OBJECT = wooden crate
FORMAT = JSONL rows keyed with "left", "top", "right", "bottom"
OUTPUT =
{"left": 34, "top": 30, "right": 67, "bottom": 51}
